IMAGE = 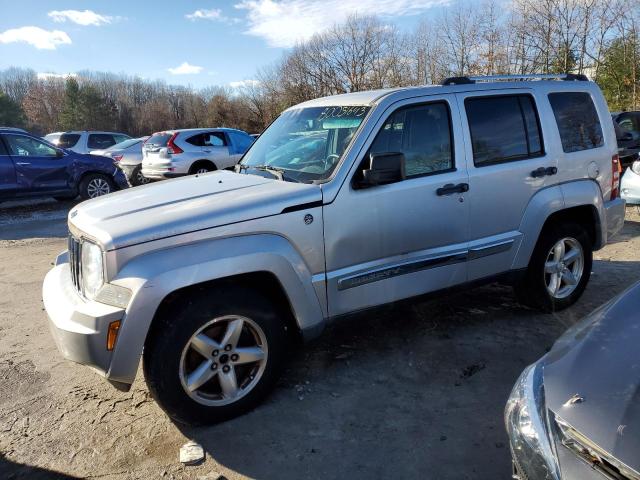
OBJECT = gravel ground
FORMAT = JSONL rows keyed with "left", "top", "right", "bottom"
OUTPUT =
{"left": 1, "top": 198, "right": 639, "bottom": 480}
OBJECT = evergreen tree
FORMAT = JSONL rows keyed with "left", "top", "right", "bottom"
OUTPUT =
{"left": 0, "top": 92, "right": 25, "bottom": 127}
{"left": 60, "top": 77, "right": 82, "bottom": 130}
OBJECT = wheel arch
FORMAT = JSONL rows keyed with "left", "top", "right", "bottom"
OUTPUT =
{"left": 189, "top": 159, "right": 217, "bottom": 174}
{"left": 104, "top": 234, "right": 325, "bottom": 385}
{"left": 512, "top": 180, "right": 604, "bottom": 270}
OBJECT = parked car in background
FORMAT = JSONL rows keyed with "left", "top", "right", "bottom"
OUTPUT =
{"left": 621, "top": 154, "right": 640, "bottom": 204}
{"left": 91, "top": 137, "right": 150, "bottom": 186}
{"left": 43, "top": 74, "right": 625, "bottom": 426}
{"left": 141, "top": 128, "right": 254, "bottom": 180}
{"left": 1, "top": 127, "right": 128, "bottom": 201}
{"left": 612, "top": 111, "right": 640, "bottom": 168}
{"left": 44, "top": 131, "right": 131, "bottom": 154}
{"left": 506, "top": 280, "right": 640, "bottom": 480}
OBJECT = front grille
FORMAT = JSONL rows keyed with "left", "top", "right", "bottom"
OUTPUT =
{"left": 68, "top": 234, "right": 82, "bottom": 294}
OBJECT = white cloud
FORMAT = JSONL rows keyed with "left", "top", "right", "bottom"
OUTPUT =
{"left": 37, "top": 72, "right": 77, "bottom": 80}
{"left": 48, "top": 9, "right": 114, "bottom": 26}
{"left": 168, "top": 62, "right": 204, "bottom": 75}
{"left": 0, "top": 26, "right": 71, "bottom": 50}
{"left": 229, "top": 79, "right": 260, "bottom": 89}
{"left": 186, "top": 8, "right": 240, "bottom": 24}
{"left": 235, "top": 0, "right": 450, "bottom": 47}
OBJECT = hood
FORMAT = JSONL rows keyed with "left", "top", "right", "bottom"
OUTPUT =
{"left": 543, "top": 281, "right": 640, "bottom": 473}
{"left": 69, "top": 170, "right": 322, "bottom": 250}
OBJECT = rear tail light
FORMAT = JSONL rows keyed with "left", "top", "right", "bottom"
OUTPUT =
{"left": 611, "top": 154, "right": 621, "bottom": 200}
{"left": 167, "top": 133, "right": 183, "bottom": 154}
{"left": 112, "top": 154, "right": 123, "bottom": 162}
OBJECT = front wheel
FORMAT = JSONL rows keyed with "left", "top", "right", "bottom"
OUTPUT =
{"left": 143, "top": 286, "right": 288, "bottom": 425}
{"left": 515, "top": 223, "right": 592, "bottom": 312}
{"left": 78, "top": 173, "right": 115, "bottom": 200}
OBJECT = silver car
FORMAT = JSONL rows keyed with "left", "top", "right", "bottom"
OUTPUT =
{"left": 141, "top": 128, "right": 254, "bottom": 180}
{"left": 43, "top": 74, "right": 625, "bottom": 425}
{"left": 44, "top": 131, "right": 131, "bottom": 154}
{"left": 506, "top": 280, "right": 640, "bottom": 480}
{"left": 91, "top": 137, "right": 150, "bottom": 186}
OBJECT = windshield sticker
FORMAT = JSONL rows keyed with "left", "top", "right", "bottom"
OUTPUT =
{"left": 318, "top": 106, "right": 368, "bottom": 120}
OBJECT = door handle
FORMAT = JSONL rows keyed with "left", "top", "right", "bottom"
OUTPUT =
{"left": 15, "top": 162, "right": 30, "bottom": 166}
{"left": 531, "top": 166, "right": 558, "bottom": 178}
{"left": 436, "top": 182, "right": 469, "bottom": 196}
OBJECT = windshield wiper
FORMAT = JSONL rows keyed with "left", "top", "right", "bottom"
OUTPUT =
{"left": 237, "top": 164, "right": 298, "bottom": 182}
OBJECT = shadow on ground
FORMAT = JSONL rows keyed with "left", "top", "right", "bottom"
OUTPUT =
{"left": 0, "top": 454, "right": 81, "bottom": 479}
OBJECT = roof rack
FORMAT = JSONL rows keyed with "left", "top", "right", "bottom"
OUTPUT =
{"left": 441, "top": 73, "right": 589, "bottom": 86}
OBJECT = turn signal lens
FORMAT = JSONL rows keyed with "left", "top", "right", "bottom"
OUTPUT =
{"left": 107, "top": 320, "right": 121, "bottom": 351}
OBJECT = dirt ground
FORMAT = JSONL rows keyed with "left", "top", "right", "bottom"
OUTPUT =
{"left": 1, "top": 198, "right": 639, "bottom": 480}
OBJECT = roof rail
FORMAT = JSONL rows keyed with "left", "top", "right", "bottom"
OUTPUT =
{"left": 441, "top": 73, "right": 589, "bottom": 86}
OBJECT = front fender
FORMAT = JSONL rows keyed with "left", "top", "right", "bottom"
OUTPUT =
{"left": 105, "top": 234, "right": 325, "bottom": 384}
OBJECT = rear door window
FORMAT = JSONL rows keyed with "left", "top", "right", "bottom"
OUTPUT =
{"left": 58, "top": 133, "right": 81, "bottom": 149}
{"left": 185, "top": 134, "right": 205, "bottom": 147}
{"left": 465, "top": 95, "right": 544, "bottom": 166}
{"left": 548, "top": 92, "right": 603, "bottom": 153}
{"left": 88, "top": 134, "right": 116, "bottom": 150}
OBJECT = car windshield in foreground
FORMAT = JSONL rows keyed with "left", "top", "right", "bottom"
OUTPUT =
{"left": 239, "top": 105, "right": 370, "bottom": 183}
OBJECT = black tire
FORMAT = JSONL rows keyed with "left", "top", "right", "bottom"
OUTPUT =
{"left": 53, "top": 194, "right": 77, "bottom": 201}
{"left": 143, "top": 285, "right": 289, "bottom": 425}
{"left": 78, "top": 173, "right": 115, "bottom": 200}
{"left": 189, "top": 161, "right": 216, "bottom": 175}
{"left": 515, "top": 222, "right": 592, "bottom": 312}
{"left": 130, "top": 165, "right": 151, "bottom": 186}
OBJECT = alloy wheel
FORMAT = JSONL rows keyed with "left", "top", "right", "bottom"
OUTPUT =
{"left": 196, "top": 168, "right": 210, "bottom": 174}
{"left": 544, "top": 237, "right": 584, "bottom": 299}
{"left": 179, "top": 315, "right": 268, "bottom": 406}
{"left": 87, "top": 178, "right": 111, "bottom": 198}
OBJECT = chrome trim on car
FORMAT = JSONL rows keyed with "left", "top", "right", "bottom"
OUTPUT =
{"left": 468, "top": 239, "right": 514, "bottom": 260}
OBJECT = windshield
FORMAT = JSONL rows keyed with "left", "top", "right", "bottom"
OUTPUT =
{"left": 240, "top": 105, "right": 370, "bottom": 183}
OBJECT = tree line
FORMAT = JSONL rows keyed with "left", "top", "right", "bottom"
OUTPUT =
{"left": 1, "top": 0, "right": 638, "bottom": 137}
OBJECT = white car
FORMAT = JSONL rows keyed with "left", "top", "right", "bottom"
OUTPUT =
{"left": 621, "top": 155, "right": 640, "bottom": 204}
{"left": 44, "top": 131, "right": 131, "bottom": 154}
{"left": 141, "top": 128, "right": 254, "bottom": 180}
{"left": 91, "top": 137, "right": 150, "bottom": 186}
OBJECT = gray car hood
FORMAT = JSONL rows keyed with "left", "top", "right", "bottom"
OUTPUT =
{"left": 543, "top": 282, "right": 640, "bottom": 473}
{"left": 69, "top": 170, "right": 322, "bottom": 250}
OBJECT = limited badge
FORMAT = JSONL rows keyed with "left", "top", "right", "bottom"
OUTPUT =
{"left": 304, "top": 214, "right": 313, "bottom": 225}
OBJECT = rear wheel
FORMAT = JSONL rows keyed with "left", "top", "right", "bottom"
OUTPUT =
{"left": 130, "top": 165, "right": 151, "bottom": 186}
{"left": 143, "top": 285, "right": 289, "bottom": 425}
{"left": 79, "top": 173, "right": 115, "bottom": 200}
{"left": 189, "top": 161, "right": 216, "bottom": 175}
{"left": 515, "top": 223, "right": 592, "bottom": 312}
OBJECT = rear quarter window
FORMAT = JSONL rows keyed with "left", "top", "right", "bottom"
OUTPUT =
{"left": 548, "top": 92, "right": 603, "bottom": 153}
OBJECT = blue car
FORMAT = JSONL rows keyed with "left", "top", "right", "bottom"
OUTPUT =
{"left": 0, "top": 127, "right": 129, "bottom": 202}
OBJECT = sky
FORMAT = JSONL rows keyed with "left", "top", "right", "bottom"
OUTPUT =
{"left": 0, "top": 0, "right": 452, "bottom": 89}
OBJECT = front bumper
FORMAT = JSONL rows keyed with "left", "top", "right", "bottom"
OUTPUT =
{"left": 621, "top": 168, "right": 640, "bottom": 205}
{"left": 43, "top": 261, "right": 125, "bottom": 376}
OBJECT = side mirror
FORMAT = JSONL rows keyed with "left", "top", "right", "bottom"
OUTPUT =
{"left": 56, "top": 149, "right": 64, "bottom": 158}
{"left": 360, "top": 152, "right": 406, "bottom": 187}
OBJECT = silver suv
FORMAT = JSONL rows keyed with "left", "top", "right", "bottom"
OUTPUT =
{"left": 141, "top": 128, "right": 254, "bottom": 180}
{"left": 44, "top": 131, "right": 131, "bottom": 154}
{"left": 43, "top": 74, "right": 625, "bottom": 425}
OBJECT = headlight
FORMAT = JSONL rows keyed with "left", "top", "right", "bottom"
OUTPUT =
{"left": 505, "top": 363, "right": 560, "bottom": 480}
{"left": 81, "top": 240, "right": 104, "bottom": 299}
{"left": 631, "top": 159, "right": 640, "bottom": 175}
